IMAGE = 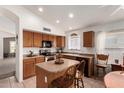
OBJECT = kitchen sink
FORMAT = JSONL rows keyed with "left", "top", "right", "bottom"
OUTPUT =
{"left": 26, "top": 55, "right": 37, "bottom": 57}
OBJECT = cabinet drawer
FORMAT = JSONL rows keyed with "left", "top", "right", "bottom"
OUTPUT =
{"left": 35, "top": 57, "right": 45, "bottom": 64}
{"left": 23, "top": 58, "right": 35, "bottom": 62}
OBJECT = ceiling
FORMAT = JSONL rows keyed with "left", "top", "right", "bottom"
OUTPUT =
{"left": 23, "top": 5, "right": 124, "bottom": 31}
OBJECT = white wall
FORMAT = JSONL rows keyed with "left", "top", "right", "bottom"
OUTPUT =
{"left": 0, "top": 38, "right": 3, "bottom": 59}
{"left": 0, "top": 16, "right": 16, "bottom": 34}
{"left": 65, "top": 20, "right": 124, "bottom": 64}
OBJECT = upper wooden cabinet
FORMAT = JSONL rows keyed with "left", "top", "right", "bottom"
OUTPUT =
{"left": 23, "top": 29, "right": 65, "bottom": 48}
{"left": 49, "top": 35, "right": 56, "bottom": 47}
{"left": 42, "top": 33, "right": 49, "bottom": 41}
{"left": 23, "top": 30, "right": 33, "bottom": 47}
{"left": 83, "top": 31, "right": 94, "bottom": 47}
{"left": 56, "top": 36, "right": 65, "bottom": 48}
{"left": 33, "top": 32, "right": 42, "bottom": 47}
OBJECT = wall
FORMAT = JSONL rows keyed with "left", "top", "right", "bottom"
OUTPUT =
{"left": 0, "top": 16, "right": 16, "bottom": 34}
{"left": 65, "top": 20, "right": 124, "bottom": 64}
{"left": 0, "top": 38, "right": 3, "bottom": 59}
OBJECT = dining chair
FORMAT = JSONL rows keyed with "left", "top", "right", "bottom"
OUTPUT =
{"left": 74, "top": 60, "right": 85, "bottom": 88}
{"left": 50, "top": 65, "right": 77, "bottom": 88}
{"left": 96, "top": 54, "right": 109, "bottom": 76}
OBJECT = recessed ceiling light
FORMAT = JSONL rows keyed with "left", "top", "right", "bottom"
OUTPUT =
{"left": 38, "top": 7, "right": 43, "bottom": 12}
{"left": 69, "top": 27, "right": 72, "bottom": 30}
{"left": 56, "top": 20, "right": 60, "bottom": 23}
{"left": 69, "top": 13, "right": 74, "bottom": 18}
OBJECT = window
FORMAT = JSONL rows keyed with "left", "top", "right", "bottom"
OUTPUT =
{"left": 68, "top": 33, "right": 80, "bottom": 50}
{"left": 10, "top": 41, "right": 16, "bottom": 53}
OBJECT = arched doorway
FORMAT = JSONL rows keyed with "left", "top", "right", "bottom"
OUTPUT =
{"left": 0, "top": 7, "right": 21, "bottom": 82}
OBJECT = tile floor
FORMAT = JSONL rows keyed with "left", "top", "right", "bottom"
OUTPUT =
{"left": 0, "top": 76, "right": 105, "bottom": 88}
{"left": 0, "top": 58, "right": 15, "bottom": 79}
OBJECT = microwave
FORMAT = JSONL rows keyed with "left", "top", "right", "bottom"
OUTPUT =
{"left": 42, "top": 41, "right": 52, "bottom": 48}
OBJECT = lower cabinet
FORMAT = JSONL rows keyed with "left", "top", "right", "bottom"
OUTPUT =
{"left": 35, "top": 57, "right": 45, "bottom": 64}
{"left": 23, "top": 56, "right": 44, "bottom": 79}
{"left": 62, "top": 54, "right": 94, "bottom": 77}
{"left": 23, "top": 58, "right": 35, "bottom": 79}
{"left": 111, "top": 64, "right": 122, "bottom": 71}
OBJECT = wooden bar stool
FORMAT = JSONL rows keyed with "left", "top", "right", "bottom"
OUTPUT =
{"left": 74, "top": 60, "right": 85, "bottom": 88}
{"left": 50, "top": 65, "right": 77, "bottom": 88}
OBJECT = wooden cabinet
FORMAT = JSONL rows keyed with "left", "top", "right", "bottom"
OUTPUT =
{"left": 56, "top": 36, "right": 61, "bottom": 48}
{"left": 23, "top": 58, "right": 35, "bottom": 79}
{"left": 35, "top": 57, "right": 45, "bottom": 64}
{"left": 23, "top": 29, "right": 65, "bottom": 48}
{"left": 42, "top": 33, "right": 49, "bottom": 41}
{"left": 33, "top": 32, "right": 42, "bottom": 47}
{"left": 56, "top": 36, "right": 65, "bottom": 48}
{"left": 62, "top": 55, "right": 77, "bottom": 60}
{"left": 83, "top": 31, "right": 94, "bottom": 47}
{"left": 23, "top": 56, "right": 45, "bottom": 79}
{"left": 111, "top": 64, "right": 123, "bottom": 71}
{"left": 62, "top": 36, "right": 65, "bottom": 47}
{"left": 49, "top": 35, "right": 56, "bottom": 47}
{"left": 23, "top": 30, "right": 33, "bottom": 47}
{"left": 62, "top": 54, "right": 94, "bottom": 77}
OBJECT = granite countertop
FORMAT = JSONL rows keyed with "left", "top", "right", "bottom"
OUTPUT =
{"left": 23, "top": 52, "right": 94, "bottom": 60}
{"left": 62, "top": 53, "right": 94, "bottom": 59}
{"left": 23, "top": 55, "right": 45, "bottom": 60}
{"left": 36, "top": 58, "right": 79, "bottom": 73}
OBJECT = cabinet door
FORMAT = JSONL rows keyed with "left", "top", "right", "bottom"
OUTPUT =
{"left": 49, "top": 35, "right": 56, "bottom": 47}
{"left": 23, "top": 30, "right": 33, "bottom": 47}
{"left": 56, "top": 36, "right": 61, "bottom": 48}
{"left": 61, "top": 36, "right": 65, "bottom": 47}
{"left": 33, "top": 32, "right": 42, "bottom": 47}
{"left": 83, "top": 31, "right": 94, "bottom": 47}
{"left": 42, "top": 33, "right": 49, "bottom": 41}
{"left": 23, "top": 58, "right": 35, "bottom": 79}
{"left": 35, "top": 57, "right": 45, "bottom": 64}
{"left": 111, "top": 64, "right": 122, "bottom": 71}
{"left": 56, "top": 36, "right": 65, "bottom": 48}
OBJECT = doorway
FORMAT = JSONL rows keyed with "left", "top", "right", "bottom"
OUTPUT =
{"left": 0, "top": 7, "right": 21, "bottom": 82}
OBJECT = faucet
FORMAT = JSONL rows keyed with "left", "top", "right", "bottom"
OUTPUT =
{"left": 29, "top": 50, "right": 33, "bottom": 56}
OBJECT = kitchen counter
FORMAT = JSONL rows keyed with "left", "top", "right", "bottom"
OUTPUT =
{"left": 61, "top": 53, "right": 94, "bottom": 59}
{"left": 23, "top": 55, "right": 45, "bottom": 60}
{"left": 36, "top": 58, "right": 79, "bottom": 88}
{"left": 23, "top": 54, "right": 45, "bottom": 79}
{"left": 61, "top": 53, "right": 94, "bottom": 77}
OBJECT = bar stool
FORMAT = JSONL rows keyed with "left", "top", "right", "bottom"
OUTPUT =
{"left": 74, "top": 60, "right": 85, "bottom": 88}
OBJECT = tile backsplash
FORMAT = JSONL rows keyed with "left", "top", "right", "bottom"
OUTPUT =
{"left": 23, "top": 47, "right": 57, "bottom": 55}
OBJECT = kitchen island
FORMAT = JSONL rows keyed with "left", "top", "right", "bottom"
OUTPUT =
{"left": 36, "top": 58, "right": 79, "bottom": 88}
